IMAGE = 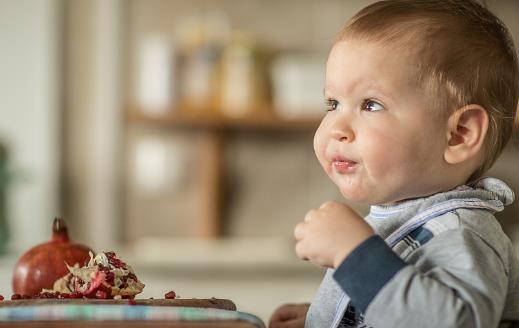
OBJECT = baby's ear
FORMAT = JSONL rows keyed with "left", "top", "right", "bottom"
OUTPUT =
{"left": 444, "top": 104, "right": 489, "bottom": 164}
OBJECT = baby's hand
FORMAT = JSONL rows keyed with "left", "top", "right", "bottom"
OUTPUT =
{"left": 269, "top": 303, "right": 309, "bottom": 328}
{"left": 294, "top": 201, "right": 374, "bottom": 268}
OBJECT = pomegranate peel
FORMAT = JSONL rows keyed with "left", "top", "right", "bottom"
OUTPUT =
{"left": 12, "top": 218, "right": 92, "bottom": 296}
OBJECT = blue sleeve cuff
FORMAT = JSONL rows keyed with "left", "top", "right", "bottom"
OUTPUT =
{"left": 333, "top": 235, "right": 408, "bottom": 313}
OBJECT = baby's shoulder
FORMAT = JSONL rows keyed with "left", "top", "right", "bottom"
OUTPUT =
{"left": 425, "top": 208, "right": 508, "bottom": 245}
{"left": 414, "top": 208, "right": 514, "bottom": 265}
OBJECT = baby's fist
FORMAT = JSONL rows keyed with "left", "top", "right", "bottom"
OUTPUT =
{"left": 294, "top": 201, "right": 374, "bottom": 268}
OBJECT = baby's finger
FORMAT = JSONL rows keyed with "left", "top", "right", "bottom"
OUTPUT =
{"left": 304, "top": 209, "right": 316, "bottom": 222}
{"left": 295, "top": 240, "right": 309, "bottom": 261}
{"left": 294, "top": 222, "right": 306, "bottom": 240}
{"left": 319, "top": 201, "right": 335, "bottom": 209}
{"left": 304, "top": 210, "right": 315, "bottom": 222}
{"left": 269, "top": 305, "right": 297, "bottom": 324}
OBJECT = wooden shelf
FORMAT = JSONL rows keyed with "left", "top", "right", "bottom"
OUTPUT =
{"left": 126, "top": 106, "right": 321, "bottom": 239}
{"left": 126, "top": 106, "right": 322, "bottom": 131}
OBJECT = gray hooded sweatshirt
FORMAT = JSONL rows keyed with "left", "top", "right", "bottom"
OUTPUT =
{"left": 305, "top": 177, "right": 519, "bottom": 328}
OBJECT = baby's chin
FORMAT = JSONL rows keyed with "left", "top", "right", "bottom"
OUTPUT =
{"left": 338, "top": 186, "right": 375, "bottom": 205}
{"left": 337, "top": 183, "right": 399, "bottom": 205}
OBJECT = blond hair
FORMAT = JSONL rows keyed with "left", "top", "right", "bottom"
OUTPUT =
{"left": 338, "top": 0, "right": 519, "bottom": 181}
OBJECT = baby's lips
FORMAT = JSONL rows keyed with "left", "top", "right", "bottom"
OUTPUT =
{"left": 332, "top": 153, "right": 358, "bottom": 162}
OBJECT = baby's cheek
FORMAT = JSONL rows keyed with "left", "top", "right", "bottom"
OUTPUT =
{"left": 313, "top": 132, "right": 327, "bottom": 162}
{"left": 363, "top": 146, "right": 401, "bottom": 181}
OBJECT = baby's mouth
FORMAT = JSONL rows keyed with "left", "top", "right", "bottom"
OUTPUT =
{"left": 332, "top": 156, "right": 358, "bottom": 172}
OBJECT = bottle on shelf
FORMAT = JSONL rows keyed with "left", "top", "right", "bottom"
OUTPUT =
{"left": 219, "top": 31, "right": 269, "bottom": 119}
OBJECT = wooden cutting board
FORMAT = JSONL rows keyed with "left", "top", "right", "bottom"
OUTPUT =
{"left": 0, "top": 298, "right": 236, "bottom": 311}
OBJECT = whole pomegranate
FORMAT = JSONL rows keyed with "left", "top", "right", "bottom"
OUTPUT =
{"left": 12, "top": 218, "right": 93, "bottom": 296}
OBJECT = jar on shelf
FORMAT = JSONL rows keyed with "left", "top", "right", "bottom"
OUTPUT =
{"left": 218, "top": 32, "right": 268, "bottom": 118}
{"left": 180, "top": 42, "right": 222, "bottom": 112}
{"left": 135, "top": 35, "right": 177, "bottom": 115}
{"left": 270, "top": 53, "right": 327, "bottom": 119}
{"left": 177, "top": 11, "right": 230, "bottom": 113}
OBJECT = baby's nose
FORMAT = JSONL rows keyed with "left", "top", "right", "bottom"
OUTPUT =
{"left": 331, "top": 129, "right": 354, "bottom": 142}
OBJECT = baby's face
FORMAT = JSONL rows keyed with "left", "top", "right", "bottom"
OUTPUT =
{"left": 314, "top": 39, "right": 451, "bottom": 205}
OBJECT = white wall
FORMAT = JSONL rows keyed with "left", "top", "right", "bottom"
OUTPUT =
{"left": 0, "top": 0, "right": 62, "bottom": 253}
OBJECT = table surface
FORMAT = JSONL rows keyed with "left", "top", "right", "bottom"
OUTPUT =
{"left": 0, "top": 299, "right": 236, "bottom": 310}
{"left": 0, "top": 299, "right": 265, "bottom": 328}
{"left": 0, "top": 322, "right": 258, "bottom": 328}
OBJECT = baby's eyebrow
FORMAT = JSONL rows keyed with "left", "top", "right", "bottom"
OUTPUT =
{"left": 323, "top": 86, "right": 334, "bottom": 96}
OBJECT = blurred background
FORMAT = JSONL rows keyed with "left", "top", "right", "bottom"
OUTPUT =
{"left": 0, "top": 0, "right": 518, "bottom": 322}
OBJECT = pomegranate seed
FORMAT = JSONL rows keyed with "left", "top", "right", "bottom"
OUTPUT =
{"left": 38, "top": 291, "right": 59, "bottom": 299}
{"left": 112, "top": 259, "right": 125, "bottom": 268}
{"left": 164, "top": 291, "right": 176, "bottom": 299}
{"left": 95, "top": 290, "right": 108, "bottom": 299}
{"left": 105, "top": 272, "right": 115, "bottom": 285}
{"left": 70, "top": 292, "right": 82, "bottom": 299}
{"left": 105, "top": 252, "right": 124, "bottom": 268}
{"left": 0, "top": 295, "right": 4, "bottom": 301}
{"left": 11, "top": 294, "right": 21, "bottom": 300}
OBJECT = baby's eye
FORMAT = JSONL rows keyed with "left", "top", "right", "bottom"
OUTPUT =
{"left": 325, "top": 98, "right": 339, "bottom": 112}
{"left": 362, "top": 99, "right": 384, "bottom": 112}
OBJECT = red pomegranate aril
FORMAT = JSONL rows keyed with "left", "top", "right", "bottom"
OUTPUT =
{"left": 11, "top": 294, "right": 21, "bottom": 300}
{"left": 43, "top": 292, "right": 57, "bottom": 298}
{"left": 100, "top": 265, "right": 111, "bottom": 274}
{"left": 0, "top": 295, "right": 4, "bottom": 301}
{"left": 105, "top": 251, "right": 125, "bottom": 268}
{"left": 105, "top": 272, "right": 115, "bottom": 285}
{"left": 69, "top": 292, "right": 82, "bottom": 299}
{"left": 95, "top": 290, "right": 108, "bottom": 299}
{"left": 164, "top": 291, "right": 176, "bottom": 299}
{"left": 111, "top": 258, "right": 125, "bottom": 269}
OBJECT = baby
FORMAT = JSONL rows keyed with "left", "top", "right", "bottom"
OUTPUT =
{"left": 269, "top": 0, "right": 519, "bottom": 327}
